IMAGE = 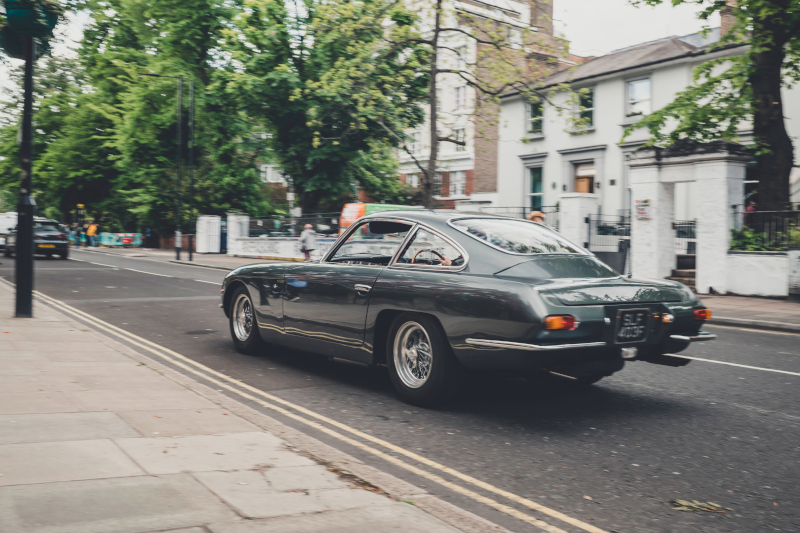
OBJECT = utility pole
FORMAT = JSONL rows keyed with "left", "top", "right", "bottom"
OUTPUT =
{"left": 15, "top": 35, "right": 36, "bottom": 318}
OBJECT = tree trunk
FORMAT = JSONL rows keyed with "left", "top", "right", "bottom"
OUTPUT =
{"left": 749, "top": 7, "right": 793, "bottom": 210}
{"left": 423, "top": 0, "right": 442, "bottom": 209}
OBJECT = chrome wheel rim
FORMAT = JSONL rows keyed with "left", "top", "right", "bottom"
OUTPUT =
{"left": 232, "top": 293, "right": 253, "bottom": 341}
{"left": 393, "top": 321, "right": 433, "bottom": 389}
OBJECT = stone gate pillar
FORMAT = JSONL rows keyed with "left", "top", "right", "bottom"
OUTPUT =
{"left": 558, "top": 193, "right": 598, "bottom": 248}
{"left": 627, "top": 141, "right": 748, "bottom": 293}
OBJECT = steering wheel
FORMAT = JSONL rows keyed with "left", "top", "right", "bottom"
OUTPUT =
{"left": 411, "top": 248, "right": 452, "bottom": 266}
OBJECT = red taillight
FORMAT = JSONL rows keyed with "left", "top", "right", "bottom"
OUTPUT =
{"left": 693, "top": 309, "right": 712, "bottom": 321}
{"left": 544, "top": 315, "right": 577, "bottom": 330}
{"left": 58, "top": 233, "right": 67, "bottom": 239}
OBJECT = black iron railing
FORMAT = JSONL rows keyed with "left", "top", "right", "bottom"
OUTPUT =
{"left": 249, "top": 213, "right": 341, "bottom": 237}
{"left": 730, "top": 205, "right": 800, "bottom": 251}
{"left": 588, "top": 214, "right": 630, "bottom": 250}
{"left": 673, "top": 220, "right": 696, "bottom": 255}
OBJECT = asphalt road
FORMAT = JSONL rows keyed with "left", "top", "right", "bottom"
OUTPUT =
{"left": 2, "top": 248, "right": 798, "bottom": 533}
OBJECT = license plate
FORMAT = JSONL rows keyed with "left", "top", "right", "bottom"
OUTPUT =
{"left": 38, "top": 244, "right": 56, "bottom": 248}
{"left": 615, "top": 309, "right": 649, "bottom": 343}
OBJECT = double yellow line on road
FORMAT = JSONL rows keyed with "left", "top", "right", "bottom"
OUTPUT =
{"left": 32, "top": 287, "right": 608, "bottom": 533}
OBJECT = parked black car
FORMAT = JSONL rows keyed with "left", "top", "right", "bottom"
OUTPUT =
{"left": 4, "top": 217, "right": 69, "bottom": 259}
{"left": 221, "top": 211, "right": 715, "bottom": 406}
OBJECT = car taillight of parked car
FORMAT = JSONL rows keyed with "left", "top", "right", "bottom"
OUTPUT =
{"left": 693, "top": 309, "right": 712, "bottom": 321}
{"left": 59, "top": 233, "right": 67, "bottom": 239}
{"left": 544, "top": 315, "right": 577, "bottom": 330}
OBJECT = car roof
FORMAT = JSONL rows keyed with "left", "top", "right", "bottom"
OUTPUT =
{"left": 359, "top": 210, "right": 544, "bottom": 275}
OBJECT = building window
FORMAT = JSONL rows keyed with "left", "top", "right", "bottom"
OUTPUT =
{"left": 434, "top": 172, "right": 442, "bottom": 193}
{"left": 455, "top": 46, "right": 467, "bottom": 71}
{"left": 528, "top": 100, "right": 543, "bottom": 135}
{"left": 626, "top": 78, "right": 651, "bottom": 118}
{"left": 408, "top": 131, "right": 420, "bottom": 154}
{"left": 529, "top": 167, "right": 543, "bottom": 209}
{"left": 259, "top": 164, "right": 285, "bottom": 185}
{"left": 576, "top": 89, "right": 594, "bottom": 127}
{"left": 455, "top": 86, "right": 466, "bottom": 111}
{"left": 450, "top": 170, "right": 466, "bottom": 196}
{"left": 574, "top": 162, "right": 594, "bottom": 193}
{"left": 508, "top": 28, "right": 522, "bottom": 49}
{"left": 454, "top": 128, "right": 466, "bottom": 152}
{"left": 407, "top": 173, "right": 420, "bottom": 188}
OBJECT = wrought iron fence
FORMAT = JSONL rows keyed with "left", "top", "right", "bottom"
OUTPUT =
{"left": 673, "top": 220, "right": 696, "bottom": 255}
{"left": 248, "top": 213, "right": 341, "bottom": 238}
{"left": 730, "top": 205, "right": 800, "bottom": 251}
{"left": 477, "top": 206, "right": 560, "bottom": 230}
{"left": 587, "top": 214, "right": 631, "bottom": 250}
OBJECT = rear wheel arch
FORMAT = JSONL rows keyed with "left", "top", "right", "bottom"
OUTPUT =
{"left": 224, "top": 279, "right": 248, "bottom": 317}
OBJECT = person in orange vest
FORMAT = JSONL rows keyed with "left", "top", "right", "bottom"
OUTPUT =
{"left": 86, "top": 221, "right": 99, "bottom": 247}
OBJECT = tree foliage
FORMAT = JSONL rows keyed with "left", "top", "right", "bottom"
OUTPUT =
{"left": 221, "top": 0, "right": 429, "bottom": 211}
{"left": 624, "top": 0, "right": 800, "bottom": 208}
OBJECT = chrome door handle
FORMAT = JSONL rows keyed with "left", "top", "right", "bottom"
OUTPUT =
{"left": 354, "top": 284, "right": 372, "bottom": 294}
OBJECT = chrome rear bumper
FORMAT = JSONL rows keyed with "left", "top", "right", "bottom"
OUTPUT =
{"left": 669, "top": 331, "right": 717, "bottom": 343}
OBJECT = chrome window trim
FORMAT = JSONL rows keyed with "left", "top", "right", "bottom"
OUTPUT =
{"left": 669, "top": 332, "right": 717, "bottom": 343}
{"left": 322, "top": 217, "right": 419, "bottom": 265}
{"left": 388, "top": 223, "right": 470, "bottom": 273}
{"left": 446, "top": 216, "right": 592, "bottom": 257}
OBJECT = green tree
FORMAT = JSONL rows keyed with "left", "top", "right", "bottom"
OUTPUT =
{"left": 625, "top": 0, "right": 800, "bottom": 208}
{"left": 221, "top": 0, "right": 429, "bottom": 212}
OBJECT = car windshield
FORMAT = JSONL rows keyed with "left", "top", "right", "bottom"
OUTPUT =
{"left": 35, "top": 223, "right": 61, "bottom": 232}
{"left": 451, "top": 218, "right": 585, "bottom": 255}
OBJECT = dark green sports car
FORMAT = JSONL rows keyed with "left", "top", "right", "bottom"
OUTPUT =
{"left": 222, "top": 211, "right": 714, "bottom": 406}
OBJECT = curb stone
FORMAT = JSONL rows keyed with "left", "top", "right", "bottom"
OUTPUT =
{"left": 709, "top": 316, "right": 800, "bottom": 334}
{"left": 18, "top": 284, "right": 511, "bottom": 533}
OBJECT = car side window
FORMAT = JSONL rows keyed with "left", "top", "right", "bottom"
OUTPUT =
{"left": 328, "top": 221, "right": 411, "bottom": 266}
{"left": 396, "top": 228, "right": 464, "bottom": 267}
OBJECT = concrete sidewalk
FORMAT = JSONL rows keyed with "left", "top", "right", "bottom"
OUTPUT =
{"left": 0, "top": 284, "right": 480, "bottom": 533}
{"left": 703, "top": 294, "right": 800, "bottom": 333}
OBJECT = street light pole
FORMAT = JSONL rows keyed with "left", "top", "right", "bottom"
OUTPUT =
{"left": 175, "top": 75, "right": 183, "bottom": 261}
{"left": 15, "top": 35, "right": 36, "bottom": 318}
{"left": 188, "top": 80, "right": 194, "bottom": 261}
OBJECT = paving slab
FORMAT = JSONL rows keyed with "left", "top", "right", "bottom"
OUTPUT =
{"left": 0, "top": 351, "right": 51, "bottom": 361}
{"left": 73, "top": 373, "right": 185, "bottom": 391}
{"left": 0, "top": 362, "right": 41, "bottom": 375}
{"left": 44, "top": 351, "right": 131, "bottom": 362}
{"left": 0, "top": 412, "right": 140, "bottom": 445}
{"left": 18, "top": 342, "right": 120, "bottom": 353}
{"left": 0, "top": 474, "right": 237, "bottom": 533}
{"left": 0, "top": 375, "right": 86, "bottom": 393}
{"left": 194, "top": 469, "right": 391, "bottom": 518}
{"left": 0, "top": 439, "right": 144, "bottom": 486}
{"left": 208, "top": 504, "right": 461, "bottom": 533}
{"left": 264, "top": 464, "right": 350, "bottom": 492}
{"left": 37, "top": 362, "right": 153, "bottom": 376}
{"left": 0, "top": 392, "right": 79, "bottom": 414}
{"left": 65, "top": 389, "right": 217, "bottom": 412}
{"left": 116, "top": 432, "right": 314, "bottom": 475}
{"left": 117, "top": 408, "right": 258, "bottom": 436}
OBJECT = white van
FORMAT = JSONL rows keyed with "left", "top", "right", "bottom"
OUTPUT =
{"left": 0, "top": 212, "right": 18, "bottom": 250}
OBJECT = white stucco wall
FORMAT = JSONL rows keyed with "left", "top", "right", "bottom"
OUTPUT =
{"left": 726, "top": 252, "right": 789, "bottom": 298}
{"left": 789, "top": 250, "right": 800, "bottom": 296}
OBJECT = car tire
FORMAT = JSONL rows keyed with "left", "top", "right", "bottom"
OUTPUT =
{"left": 3, "top": 247, "right": 9, "bottom": 257}
{"left": 228, "top": 286, "right": 265, "bottom": 355}
{"left": 386, "top": 313, "right": 461, "bottom": 407}
{"left": 58, "top": 251, "right": 68, "bottom": 260}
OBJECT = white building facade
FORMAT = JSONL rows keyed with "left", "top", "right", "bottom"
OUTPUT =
{"left": 496, "top": 30, "right": 800, "bottom": 219}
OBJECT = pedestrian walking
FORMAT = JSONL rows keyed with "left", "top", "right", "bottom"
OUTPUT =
{"left": 299, "top": 223, "right": 316, "bottom": 261}
{"left": 71, "top": 223, "right": 82, "bottom": 246}
{"left": 86, "top": 220, "right": 99, "bottom": 247}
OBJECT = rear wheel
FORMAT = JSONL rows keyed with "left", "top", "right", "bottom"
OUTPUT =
{"left": 58, "top": 250, "right": 68, "bottom": 260}
{"left": 3, "top": 246, "right": 9, "bottom": 257}
{"left": 229, "top": 286, "right": 265, "bottom": 355}
{"left": 386, "top": 313, "right": 460, "bottom": 407}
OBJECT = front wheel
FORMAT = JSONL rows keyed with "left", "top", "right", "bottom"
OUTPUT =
{"left": 386, "top": 313, "right": 461, "bottom": 407}
{"left": 3, "top": 246, "right": 9, "bottom": 257}
{"left": 229, "top": 286, "right": 265, "bottom": 355}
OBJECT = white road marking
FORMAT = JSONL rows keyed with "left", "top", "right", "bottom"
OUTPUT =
{"left": 665, "top": 354, "right": 800, "bottom": 377}
{"left": 194, "top": 279, "right": 219, "bottom": 285}
{"left": 706, "top": 323, "right": 800, "bottom": 337}
{"left": 89, "top": 261, "right": 118, "bottom": 268}
{"left": 125, "top": 268, "right": 172, "bottom": 278}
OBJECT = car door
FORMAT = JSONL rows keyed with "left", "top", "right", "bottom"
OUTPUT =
{"left": 282, "top": 219, "right": 413, "bottom": 359}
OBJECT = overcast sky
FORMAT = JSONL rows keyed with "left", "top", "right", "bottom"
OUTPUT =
{"left": 554, "top": 0, "right": 720, "bottom": 57}
{"left": 2, "top": 2, "right": 717, "bottom": 98}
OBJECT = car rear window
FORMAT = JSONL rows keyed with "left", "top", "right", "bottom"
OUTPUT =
{"left": 35, "top": 223, "right": 61, "bottom": 232}
{"left": 451, "top": 218, "right": 585, "bottom": 255}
